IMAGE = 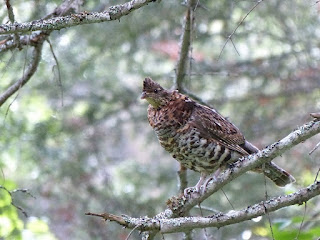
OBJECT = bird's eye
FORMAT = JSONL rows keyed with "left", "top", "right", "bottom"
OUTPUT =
{"left": 154, "top": 89, "right": 158, "bottom": 93}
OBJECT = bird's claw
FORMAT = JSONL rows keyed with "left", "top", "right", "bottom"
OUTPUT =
{"left": 183, "top": 177, "right": 217, "bottom": 196}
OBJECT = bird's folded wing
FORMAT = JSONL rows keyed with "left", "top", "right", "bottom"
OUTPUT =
{"left": 191, "top": 104, "right": 249, "bottom": 156}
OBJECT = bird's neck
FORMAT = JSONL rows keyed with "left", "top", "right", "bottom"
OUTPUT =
{"left": 146, "top": 98, "right": 162, "bottom": 109}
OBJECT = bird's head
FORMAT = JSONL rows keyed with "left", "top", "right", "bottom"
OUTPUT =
{"left": 141, "top": 77, "right": 171, "bottom": 109}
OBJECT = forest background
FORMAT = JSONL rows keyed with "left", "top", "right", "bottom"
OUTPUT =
{"left": 0, "top": 0, "right": 320, "bottom": 239}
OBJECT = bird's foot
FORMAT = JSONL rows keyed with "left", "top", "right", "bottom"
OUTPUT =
{"left": 183, "top": 183, "right": 208, "bottom": 196}
{"left": 201, "top": 176, "right": 216, "bottom": 193}
{"left": 183, "top": 186, "right": 200, "bottom": 196}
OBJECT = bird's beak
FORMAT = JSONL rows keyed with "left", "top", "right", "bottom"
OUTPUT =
{"left": 141, "top": 91, "right": 147, "bottom": 99}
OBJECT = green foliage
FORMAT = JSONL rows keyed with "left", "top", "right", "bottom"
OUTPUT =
{"left": 271, "top": 220, "right": 320, "bottom": 240}
{"left": 0, "top": 181, "right": 23, "bottom": 240}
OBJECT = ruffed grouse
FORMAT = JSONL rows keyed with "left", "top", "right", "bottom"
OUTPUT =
{"left": 141, "top": 77, "right": 295, "bottom": 193}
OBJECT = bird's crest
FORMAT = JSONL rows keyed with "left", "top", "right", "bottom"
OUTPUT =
{"left": 143, "top": 77, "right": 163, "bottom": 93}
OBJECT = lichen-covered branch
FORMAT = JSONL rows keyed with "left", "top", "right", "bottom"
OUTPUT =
{"left": 0, "top": 42, "right": 44, "bottom": 107}
{"left": 0, "top": 32, "right": 48, "bottom": 54}
{"left": 86, "top": 181, "right": 320, "bottom": 234}
{"left": 160, "top": 181, "right": 320, "bottom": 233}
{"left": 0, "top": 0, "right": 158, "bottom": 35}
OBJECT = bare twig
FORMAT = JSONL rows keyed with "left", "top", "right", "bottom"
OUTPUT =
{"left": 0, "top": 0, "right": 159, "bottom": 35}
{"left": 0, "top": 42, "right": 44, "bottom": 107}
{"left": 263, "top": 174, "right": 274, "bottom": 240}
{"left": 295, "top": 202, "right": 307, "bottom": 240}
{"left": 3, "top": 45, "right": 28, "bottom": 120}
{"left": 218, "top": 0, "right": 264, "bottom": 59}
{"left": 309, "top": 141, "right": 320, "bottom": 155}
{"left": 314, "top": 168, "right": 320, "bottom": 182}
{"left": 0, "top": 185, "right": 34, "bottom": 217}
{"left": 221, "top": 188, "right": 234, "bottom": 210}
{"left": 47, "top": 38, "right": 64, "bottom": 106}
{"left": 126, "top": 224, "right": 142, "bottom": 240}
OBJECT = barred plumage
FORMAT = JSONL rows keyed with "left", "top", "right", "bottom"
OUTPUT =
{"left": 141, "top": 77, "right": 295, "bottom": 193}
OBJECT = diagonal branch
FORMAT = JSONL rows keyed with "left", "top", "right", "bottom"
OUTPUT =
{"left": 161, "top": 181, "right": 320, "bottom": 233}
{"left": 0, "top": 0, "right": 158, "bottom": 35}
{"left": 0, "top": 42, "right": 44, "bottom": 107}
{"left": 86, "top": 181, "right": 320, "bottom": 233}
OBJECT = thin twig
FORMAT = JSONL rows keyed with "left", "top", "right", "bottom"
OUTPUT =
{"left": 125, "top": 224, "right": 141, "bottom": 240}
{"left": 0, "top": 42, "right": 44, "bottom": 107}
{"left": 314, "top": 168, "right": 320, "bottom": 182}
{"left": 0, "top": 185, "right": 34, "bottom": 217}
{"left": 218, "top": 0, "right": 264, "bottom": 60}
{"left": 197, "top": 204, "right": 209, "bottom": 240}
{"left": 47, "top": 38, "right": 64, "bottom": 106}
{"left": 221, "top": 188, "right": 234, "bottom": 210}
{"left": 309, "top": 141, "right": 320, "bottom": 155}
{"left": 4, "top": 45, "right": 28, "bottom": 121}
{"left": 295, "top": 202, "right": 307, "bottom": 240}
{"left": 194, "top": 205, "right": 219, "bottom": 214}
{"left": 263, "top": 174, "right": 274, "bottom": 240}
{"left": 0, "top": 0, "right": 159, "bottom": 35}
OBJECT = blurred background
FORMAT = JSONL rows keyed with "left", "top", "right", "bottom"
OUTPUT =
{"left": 0, "top": 0, "right": 320, "bottom": 239}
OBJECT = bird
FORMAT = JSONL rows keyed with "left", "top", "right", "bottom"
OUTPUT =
{"left": 141, "top": 77, "right": 295, "bottom": 194}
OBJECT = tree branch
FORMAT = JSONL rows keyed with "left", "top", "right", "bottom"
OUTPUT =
{"left": 0, "top": 0, "right": 158, "bottom": 35}
{"left": 174, "top": 0, "right": 197, "bottom": 90}
{"left": 161, "top": 181, "right": 320, "bottom": 233}
{"left": 0, "top": 32, "right": 48, "bottom": 54}
{"left": 86, "top": 119, "right": 320, "bottom": 235}
{"left": 0, "top": 185, "right": 35, "bottom": 217}
{"left": 86, "top": 181, "right": 320, "bottom": 234}
{"left": 0, "top": 42, "right": 44, "bottom": 107}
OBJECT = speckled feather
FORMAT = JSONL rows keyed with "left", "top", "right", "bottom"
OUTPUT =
{"left": 142, "top": 77, "right": 295, "bottom": 187}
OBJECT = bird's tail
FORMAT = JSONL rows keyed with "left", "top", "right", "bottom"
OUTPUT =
{"left": 262, "top": 162, "right": 296, "bottom": 187}
{"left": 242, "top": 141, "right": 295, "bottom": 187}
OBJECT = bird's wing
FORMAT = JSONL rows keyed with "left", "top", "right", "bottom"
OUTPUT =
{"left": 191, "top": 104, "right": 249, "bottom": 155}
